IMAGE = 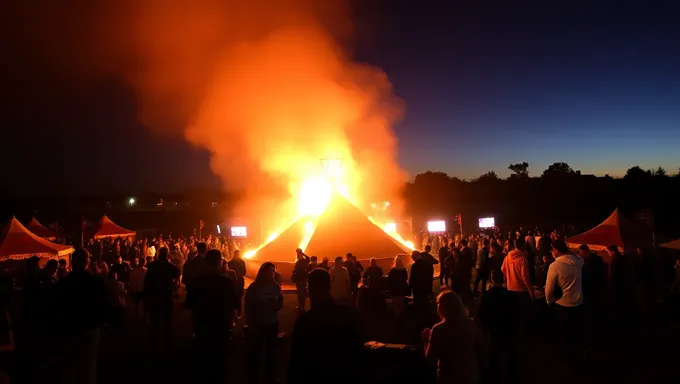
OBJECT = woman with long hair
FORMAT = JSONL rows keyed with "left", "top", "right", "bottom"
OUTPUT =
{"left": 388, "top": 255, "right": 410, "bottom": 315}
{"left": 245, "top": 262, "right": 283, "bottom": 384}
{"left": 422, "top": 291, "right": 488, "bottom": 384}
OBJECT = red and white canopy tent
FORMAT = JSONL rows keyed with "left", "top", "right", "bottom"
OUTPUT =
{"left": 93, "top": 215, "right": 136, "bottom": 240}
{"left": 25, "top": 217, "right": 57, "bottom": 241}
{"left": 0, "top": 217, "right": 74, "bottom": 260}
{"left": 660, "top": 239, "right": 680, "bottom": 251}
{"left": 566, "top": 208, "right": 654, "bottom": 253}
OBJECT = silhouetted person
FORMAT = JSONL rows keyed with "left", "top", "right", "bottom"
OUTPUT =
{"left": 227, "top": 249, "right": 247, "bottom": 317}
{"left": 478, "top": 269, "right": 520, "bottom": 384}
{"left": 245, "top": 262, "right": 283, "bottom": 384}
{"left": 423, "top": 291, "right": 488, "bottom": 384}
{"left": 454, "top": 239, "right": 475, "bottom": 303}
{"left": 330, "top": 256, "right": 351, "bottom": 306}
{"left": 344, "top": 253, "right": 361, "bottom": 307}
{"left": 57, "top": 259, "right": 69, "bottom": 280}
{"left": 292, "top": 248, "right": 310, "bottom": 311}
{"left": 580, "top": 244, "right": 604, "bottom": 326}
{"left": 183, "top": 241, "right": 208, "bottom": 288}
{"left": 186, "top": 249, "right": 239, "bottom": 384}
{"left": 388, "top": 255, "right": 410, "bottom": 315}
{"left": 50, "top": 249, "right": 110, "bottom": 384}
{"left": 420, "top": 245, "right": 439, "bottom": 266}
{"left": 608, "top": 245, "right": 636, "bottom": 325}
{"left": 410, "top": 251, "right": 435, "bottom": 304}
{"left": 109, "top": 255, "right": 129, "bottom": 284}
{"left": 288, "top": 268, "right": 365, "bottom": 384}
{"left": 473, "top": 238, "right": 491, "bottom": 297}
{"left": 438, "top": 243, "right": 451, "bottom": 286}
{"left": 144, "top": 247, "right": 180, "bottom": 352}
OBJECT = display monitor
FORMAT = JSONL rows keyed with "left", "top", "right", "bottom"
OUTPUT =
{"left": 230, "top": 226, "right": 247, "bottom": 237}
{"left": 427, "top": 220, "right": 446, "bottom": 232}
{"left": 478, "top": 217, "right": 496, "bottom": 229}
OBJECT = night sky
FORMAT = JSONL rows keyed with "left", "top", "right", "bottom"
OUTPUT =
{"left": 2, "top": 1, "right": 679, "bottom": 195}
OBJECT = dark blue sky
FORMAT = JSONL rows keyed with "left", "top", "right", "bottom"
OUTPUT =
{"left": 2, "top": 1, "right": 679, "bottom": 194}
{"left": 354, "top": 1, "right": 680, "bottom": 179}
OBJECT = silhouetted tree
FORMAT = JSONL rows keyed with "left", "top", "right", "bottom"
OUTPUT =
{"left": 476, "top": 171, "right": 500, "bottom": 182}
{"left": 542, "top": 162, "right": 579, "bottom": 178}
{"left": 653, "top": 167, "right": 668, "bottom": 178}
{"left": 624, "top": 166, "right": 652, "bottom": 180}
{"left": 508, "top": 162, "right": 529, "bottom": 179}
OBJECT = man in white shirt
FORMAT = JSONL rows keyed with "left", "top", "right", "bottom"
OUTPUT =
{"left": 545, "top": 239, "right": 585, "bottom": 365}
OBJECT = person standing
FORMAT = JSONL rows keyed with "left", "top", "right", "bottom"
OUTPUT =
{"left": 410, "top": 251, "right": 435, "bottom": 304}
{"left": 330, "top": 257, "right": 351, "bottom": 307}
{"left": 227, "top": 249, "right": 247, "bottom": 317}
{"left": 292, "top": 248, "right": 310, "bottom": 312}
{"left": 546, "top": 239, "right": 585, "bottom": 367}
{"left": 144, "top": 247, "right": 181, "bottom": 352}
{"left": 245, "top": 262, "right": 283, "bottom": 384}
{"left": 388, "top": 255, "right": 410, "bottom": 315}
{"left": 501, "top": 238, "right": 535, "bottom": 308}
{"left": 185, "top": 249, "right": 239, "bottom": 384}
{"left": 422, "top": 291, "right": 488, "bottom": 384}
{"left": 438, "top": 243, "right": 451, "bottom": 287}
{"left": 128, "top": 258, "right": 147, "bottom": 318}
{"left": 287, "top": 268, "right": 365, "bottom": 384}
{"left": 473, "top": 238, "right": 491, "bottom": 297}
{"left": 50, "top": 249, "right": 110, "bottom": 384}
{"left": 182, "top": 242, "right": 208, "bottom": 289}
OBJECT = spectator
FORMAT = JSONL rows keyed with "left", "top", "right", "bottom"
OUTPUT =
{"left": 501, "top": 238, "right": 535, "bottom": 308}
{"left": 546, "top": 239, "right": 585, "bottom": 367}
{"left": 144, "top": 247, "right": 180, "bottom": 351}
{"left": 288, "top": 268, "right": 365, "bottom": 384}
{"left": 388, "top": 255, "right": 410, "bottom": 315}
{"left": 579, "top": 244, "right": 605, "bottom": 324}
{"left": 182, "top": 242, "right": 208, "bottom": 289}
{"left": 423, "top": 291, "right": 488, "bottom": 384}
{"left": 330, "top": 256, "right": 351, "bottom": 306}
{"left": 438, "top": 243, "right": 451, "bottom": 287}
{"left": 185, "top": 249, "right": 239, "bottom": 383}
{"left": 227, "top": 249, "right": 247, "bottom": 317}
{"left": 473, "top": 238, "right": 491, "bottom": 297}
{"left": 291, "top": 248, "right": 310, "bottom": 312}
{"left": 128, "top": 258, "right": 147, "bottom": 317}
{"left": 50, "top": 249, "right": 110, "bottom": 384}
{"left": 410, "top": 251, "right": 435, "bottom": 304}
{"left": 245, "top": 262, "right": 283, "bottom": 384}
{"left": 477, "top": 269, "right": 520, "bottom": 383}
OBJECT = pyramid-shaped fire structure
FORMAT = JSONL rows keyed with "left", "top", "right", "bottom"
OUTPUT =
{"left": 244, "top": 193, "right": 413, "bottom": 279}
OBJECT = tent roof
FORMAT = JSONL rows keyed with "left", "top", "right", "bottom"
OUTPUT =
{"left": 249, "top": 194, "right": 412, "bottom": 262}
{"left": 566, "top": 208, "right": 653, "bottom": 251}
{"left": 93, "top": 215, "right": 136, "bottom": 239}
{"left": 660, "top": 239, "right": 680, "bottom": 251}
{"left": 26, "top": 217, "right": 57, "bottom": 240}
{"left": 0, "top": 217, "right": 74, "bottom": 260}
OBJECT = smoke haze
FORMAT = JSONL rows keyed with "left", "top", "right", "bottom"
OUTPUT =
{"left": 6, "top": 0, "right": 407, "bottom": 224}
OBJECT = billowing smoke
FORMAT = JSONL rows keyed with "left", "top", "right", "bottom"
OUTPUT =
{"left": 7, "top": 0, "right": 407, "bottom": 227}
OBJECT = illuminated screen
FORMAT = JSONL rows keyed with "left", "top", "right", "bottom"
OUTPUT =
{"left": 230, "top": 226, "right": 247, "bottom": 237}
{"left": 478, "top": 217, "right": 495, "bottom": 229}
{"left": 427, "top": 221, "right": 446, "bottom": 232}
{"left": 385, "top": 222, "right": 397, "bottom": 233}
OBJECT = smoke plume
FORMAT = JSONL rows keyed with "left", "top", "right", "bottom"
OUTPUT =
{"left": 7, "top": 0, "right": 407, "bottom": 226}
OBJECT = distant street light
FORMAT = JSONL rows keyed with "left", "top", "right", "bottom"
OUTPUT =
{"left": 128, "top": 197, "right": 136, "bottom": 206}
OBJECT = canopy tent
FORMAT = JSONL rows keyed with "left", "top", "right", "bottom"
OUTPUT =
{"left": 566, "top": 208, "right": 654, "bottom": 252}
{"left": 93, "top": 215, "right": 136, "bottom": 240}
{"left": 26, "top": 217, "right": 57, "bottom": 241}
{"left": 0, "top": 217, "right": 74, "bottom": 260}
{"left": 660, "top": 239, "right": 680, "bottom": 251}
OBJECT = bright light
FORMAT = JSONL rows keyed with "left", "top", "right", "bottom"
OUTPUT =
{"left": 231, "top": 226, "right": 247, "bottom": 237}
{"left": 128, "top": 197, "right": 136, "bottom": 206}
{"left": 428, "top": 220, "right": 446, "bottom": 232}
{"left": 320, "top": 158, "right": 344, "bottom": 179}
{"left": 478, "top": 217, "right": 496, "bottom": 229}
{"left": 385, "top": 222, "right": 397, "bottom": 233}
{"left": 297, "top": 177, "right": 333, "bottom": 217}
{"left": 298, "top": 220, "right": 317, "bottom": 250}
{"left": 216, "top": 225, "right": 221, "bottom": 234}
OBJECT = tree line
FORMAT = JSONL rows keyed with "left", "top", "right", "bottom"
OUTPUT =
{"left": 403, "top": 162, "right": 680, "bottom": 235}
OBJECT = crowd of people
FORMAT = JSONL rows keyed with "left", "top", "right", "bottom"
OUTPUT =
{"left": 2, "top": 227, "right": 680, "bottom": 384}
